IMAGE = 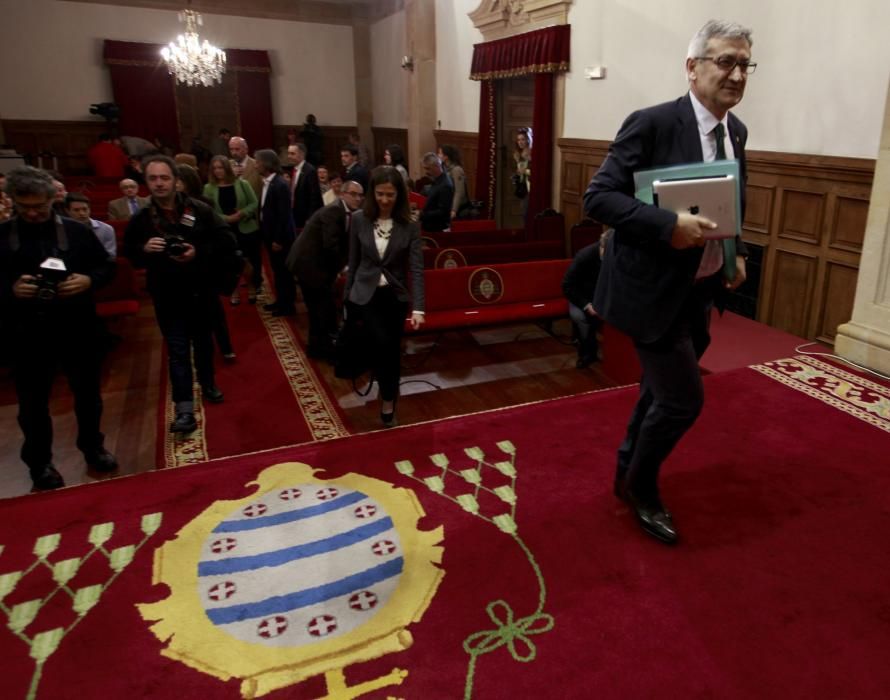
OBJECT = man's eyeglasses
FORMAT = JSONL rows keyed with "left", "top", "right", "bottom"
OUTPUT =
{"left": 695, "top": 55, "right": 757, "bottom": 75}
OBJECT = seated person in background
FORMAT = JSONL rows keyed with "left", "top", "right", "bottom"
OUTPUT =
{"left": 561, "top": 231, "right": 609, "bottom": 368}
{"left": 49, "top": 175, "right": 67, "bottom": 216}
{"left": 322, "top": 171, "right": 343, "bottom": 206}
{"left": 317, "top": 165, "right": 330, "bottom": 195}
{"left": 107, "top": 178, "right": 150, "bottom": 220}
{"left": 65, "top": 193, "right": 116, "bottom": 259}
{"left": 0, "top": 173, "right": 11, "bottom": 223}
{"left": 418, "top": 152, "right": 453, "bottom": 232}
{"left": 87, "top": 133, "right": 128, "bottom": 178}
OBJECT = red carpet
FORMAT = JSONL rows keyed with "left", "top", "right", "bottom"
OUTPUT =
{"left": 2, "top": 357, "right": 889, "bottom": 699}
{"left": 157, "top": 293, "right": 349, "bottom": 467}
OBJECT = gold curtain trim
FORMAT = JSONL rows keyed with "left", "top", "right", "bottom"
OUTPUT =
{"left": 470, "top": 61, "right": 568, "bottom": 81}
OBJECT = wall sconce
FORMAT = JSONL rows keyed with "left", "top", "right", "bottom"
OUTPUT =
{"left": 400, "top": 55, "right": 414, "bottom": 71}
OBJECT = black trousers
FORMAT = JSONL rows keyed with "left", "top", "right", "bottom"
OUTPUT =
{"left": 300, "top": 278, "right": 338, "bottom": 353}
{"left": 266, "top": 241, "right": 296, "bottom": 310}
{"left": 359, "top": 286, "right": 408, "bottom": 402}
{"left": 154, "top": 292, "right": 217, "bottom": 404}
{"left": 236, "top": 231, "right": 263, "bottom": 288}
{"left": 617, "top": 287, "right": 712, "bottom": 502}
{"left": 12, "top": 317, "right": 105, "bottom": 468}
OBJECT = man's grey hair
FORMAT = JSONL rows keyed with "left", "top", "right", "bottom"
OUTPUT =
{"left": 254, "top": 149, "right": 281, "bottom": 174}
{"left": 5, "top": 166, "right": 56, "bottom": 199}
{"left": 687, "top": 20, "right": 753, "bottom": 59}
{"left": 341, "top": 180, "right": 363, "bottom": 194}
{"left": 421, "top": 152, "right": 440, "bottom": 167}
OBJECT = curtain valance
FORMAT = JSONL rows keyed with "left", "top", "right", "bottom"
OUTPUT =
{"left": 103, "top": 40, "right": 271, "bottom": 72}
{"left": 470, "top": 24, "right": 570, "bottom": 80}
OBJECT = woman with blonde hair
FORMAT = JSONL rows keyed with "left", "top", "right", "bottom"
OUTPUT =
{"left": 204, "top": 155, "right": 261, "bottom": 305}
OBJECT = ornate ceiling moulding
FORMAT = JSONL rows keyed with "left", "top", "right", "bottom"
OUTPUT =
{"left": 468, "top": 0, "right": 571, "bottom": 42}
{"left": 61, "top": 0, "right": 356, "bottom": 25}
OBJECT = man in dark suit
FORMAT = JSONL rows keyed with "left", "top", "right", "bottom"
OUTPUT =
{"left": 340, "top": 144, "right": 369, "bottom": 192}
{"left": 285, "top": 180, "right": 364, "bottom": 358}
{"left": 583, "top": 20, "right": 754, "bottom": 545}
{"left": 255, "top": 149, "right": 297, "bottom": 317}
{"left": 286, "top": 143, "right": 323, "bottom": 229}
{"left": 419, "top": 152, "right": 454, "bottom": 232}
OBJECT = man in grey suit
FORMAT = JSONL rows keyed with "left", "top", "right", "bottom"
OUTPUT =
{"left": 286, "top": 180, "right": 364, "bottom": 359}
{"left": 107, "top": 178, "right": 149, "bottom": 221}
{"left": 584, "top": 20, "right": 753, "bottom": 545}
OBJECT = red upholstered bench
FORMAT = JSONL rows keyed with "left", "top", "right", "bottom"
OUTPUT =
{"left": 407, "top": 259, "right": 570, "bottom": 333}
{"left": 423, "top": 240, "right": 565, "bottom": 268}
{"left": 95, "top": 258, "right": 140, "bottom": 319}
{"left": 450, "top": 219, "right": 497, "bottom": 233}
{"left": 424, "top": 228, "right": 527, "bottom": 247}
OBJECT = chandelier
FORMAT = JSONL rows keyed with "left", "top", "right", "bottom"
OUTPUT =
{"left": 161, "top": 9, "right": 226, "bottom": 87}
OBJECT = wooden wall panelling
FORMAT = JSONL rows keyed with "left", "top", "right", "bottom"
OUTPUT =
{"left": 2, "top": 120, "right": 108, "bottom": 175}
{"left": 433, "top": 129, "right": 478, "bottom": 205}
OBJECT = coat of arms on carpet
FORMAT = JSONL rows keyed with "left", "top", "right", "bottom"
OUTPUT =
{"left": 137, "top": 462, "right": 443, "bottom": 698}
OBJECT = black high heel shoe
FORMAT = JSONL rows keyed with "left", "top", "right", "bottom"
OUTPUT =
{"left": 380, "top": 397, "right": 398, "bottom": 428}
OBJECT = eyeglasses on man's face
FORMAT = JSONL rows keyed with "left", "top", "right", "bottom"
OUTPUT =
{"left": 696, "top": 55, "right": 757, "bottom": 75}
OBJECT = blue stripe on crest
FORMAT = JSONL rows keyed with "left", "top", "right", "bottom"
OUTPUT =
{"left": 205, "top": 557, "right": 404, "bottom": 625}
{"left": 213, "top": 490, "right": 366, "bottom": 532}
{"left": 199, "top": 517, "right": 394, "bottom": 576}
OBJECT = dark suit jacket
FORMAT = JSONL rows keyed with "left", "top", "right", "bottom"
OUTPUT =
{"left": 286, "top": 200, "right": 349, "bottom": 287}
{"left": 419, "top": 172, "right": 454, "bottom": 232}
{"left": 344, "top": 163, "right": 369, "bottom": 192}
{"left": 345, "top": 211, "right": 425, "bottom": 312}
{"left": 290, "top": 161, "right": 324, "bottom": 229}
{"left": 107, "top": 196, "right": 150, "bottom": 221}
{"left": 260, "top": 175, "right": 296, "bottom": 247}
{"left": 584, "top": 94, "right": 748, "bottom": 343}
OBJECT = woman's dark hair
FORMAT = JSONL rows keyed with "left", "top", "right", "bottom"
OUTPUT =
{"left": 439, "top": 144, "right": 462, "bottom": 166}
{"left": 385, "top": 144, "right": 406, "bottom": 167}
{"left": 176, "top": 164, "right": 204, "bottom": 198}
{"left": 363, "top": 166, "right": 411, "bottom": 225}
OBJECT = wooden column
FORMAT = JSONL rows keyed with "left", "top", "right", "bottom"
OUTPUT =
{"left": 405, "top": 0, "right": 437, "bottom": 176}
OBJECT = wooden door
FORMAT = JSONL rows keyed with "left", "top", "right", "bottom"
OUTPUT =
{"left": 496, "top": 78, "right": 534, "bottom": 229}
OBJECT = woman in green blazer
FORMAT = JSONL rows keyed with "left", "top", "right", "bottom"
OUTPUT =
{"left": 204, "top": 155, "right": 261, "bottom": 304}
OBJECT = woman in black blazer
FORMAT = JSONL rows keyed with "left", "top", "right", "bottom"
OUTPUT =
{"left": 345, "top": 166, "right": 425, "bottom": 427}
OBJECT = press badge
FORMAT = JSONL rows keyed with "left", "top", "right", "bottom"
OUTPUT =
{"left": 180, "top": 213, "right": 196, "bottom": 227}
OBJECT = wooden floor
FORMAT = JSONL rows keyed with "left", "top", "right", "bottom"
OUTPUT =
{"left": 0, "top": 299, "right": 619, "bottom": 499}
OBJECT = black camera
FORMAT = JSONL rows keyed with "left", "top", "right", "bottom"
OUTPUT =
{"left": 89, "top": 102, "right": 120, "bottom": 121}
{"left": 35, "top": 257, "right": 69, "bottom": 301}
{"left": 164, "top": 234, "right": 188, "bottom": 257}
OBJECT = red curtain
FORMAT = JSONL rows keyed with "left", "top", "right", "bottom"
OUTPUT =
{"left": 102, "top": 41, "right": 273, "bottom": 150}
{"left": 528, "top": 73, "right": 554, "bottom": 222}
{"left": 103, "top": 41, "right": 178, "bottom": 146}
{"left": 470, "top": 26, "right": 569, "bottom": 223}
{"left": 474, "top": 80, "right": 496, "bottom": 218}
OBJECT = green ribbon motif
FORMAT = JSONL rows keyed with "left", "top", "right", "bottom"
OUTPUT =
{"left": 463, "top": 599, "right": 554, "bottom": 662}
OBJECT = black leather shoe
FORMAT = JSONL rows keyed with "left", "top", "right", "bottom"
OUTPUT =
{"left": 202, "top": 385, "right": 225, "bottom": 403}
{"left": 271, "top": 307, "right": 297, "bottom": 317}
{"left": 380, "top": 410, "right": 398, "bottom": 428}
{"left": 30, "top": 464, "right": 65, "bottom": 490}
{"left": 263, "top": 302, "right": 279, "bottom": 312}
{"left": 170, "top": 412, "right": 197, "bottom": 434}
{"left": 626, "top": 490, "right": 678, "bottom": 545}
{"left": 85, "top": 448, "right": 119, "bottom": 473}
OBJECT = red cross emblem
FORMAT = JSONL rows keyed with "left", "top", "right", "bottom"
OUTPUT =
{"left": 316, "top": 487, "right": 339, "bottom": 501}
{"left": 307, "top": 614, "right": 338, "bottom": 637}
{"left": 243, "top": 503, "right": 268, "bottom": 517}
{"left": 208, "top": 581, "right": 237, "bottom": 601}
{"left": 372, "top": 540, "right": 396, "bottom": 556}
{"left": 211, "top": 537, "right": 237, "bottom": 553}
{"left": 354, "top": 504, "right": 377, "bottom": 519}
{"left": 349, "top": 590, "right": 378, "bottom": 611}
{"left": 257, "top": 616, "right": 288, "bottom": 639}
{"left": 278, "top": 488, "right": 302, "bottom": 501}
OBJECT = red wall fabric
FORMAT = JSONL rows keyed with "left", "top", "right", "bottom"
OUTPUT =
{"left": 236, "top": 71, "right": 274, "bottom": 151}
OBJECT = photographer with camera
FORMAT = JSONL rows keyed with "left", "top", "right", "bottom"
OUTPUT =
{"left": 0, "top": 166, "right": 118, "bottom": 490}
{"left": 124, "top": 155, "right": 239, "bottom": 435}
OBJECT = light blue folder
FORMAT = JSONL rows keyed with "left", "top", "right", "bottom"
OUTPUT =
{"left": 634, "top": 160, "right": 741, "bottom": 280}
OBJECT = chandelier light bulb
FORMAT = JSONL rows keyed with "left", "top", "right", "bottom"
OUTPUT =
{"left": 161, "top": 9, "right": 226, "bottom": 87}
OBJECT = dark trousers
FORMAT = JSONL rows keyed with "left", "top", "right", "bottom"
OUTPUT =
{"left": 360, "top": 286, "right": 408, "bottom": 402}
{"left": 300, "top": 278, "right": 338, "bottom": 353}
{"left": 237, "top": 231, "right": 263, "bottom": 288}
{"left": 154, "top": 293, "right": 216, "bottom": 403}
{"left": 266, "top": 242, "right": 296, "bottom": 310}
{"left": 12, "top": 319, "right": 104, "bottom": 468}
{"left": 617, "top": 289, "right": 712, "bottom": 502}
{"left": 569, "top": 303, "right": 603, "bottom": 361}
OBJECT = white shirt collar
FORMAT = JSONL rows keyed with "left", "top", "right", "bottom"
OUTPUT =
{"left": 263, "top": 173, "right": 275, "bottom": 184}
{"left": 688, "top": 90, "right": 729, "bottom": 138}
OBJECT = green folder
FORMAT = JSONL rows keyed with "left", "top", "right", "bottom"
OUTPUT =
{"left": 634, "top": 160, "right": 741, "bottom": 281}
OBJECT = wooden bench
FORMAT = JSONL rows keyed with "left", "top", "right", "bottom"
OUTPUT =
{"left": 407, "top": 259, "right": 570, "bottom": 333}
